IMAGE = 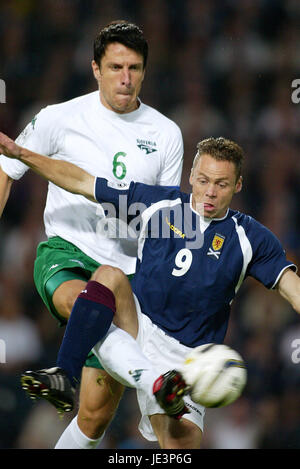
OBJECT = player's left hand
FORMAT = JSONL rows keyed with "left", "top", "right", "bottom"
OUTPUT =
{"left": 0, "top": 132, "right": 22, "bottom": 159}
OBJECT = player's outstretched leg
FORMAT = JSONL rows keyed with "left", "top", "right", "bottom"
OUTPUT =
{"left": 21, "top": 265, "right": 138, "bottom": 420}
{"left": 153, "top": 370, "right": 190, "bottom": 420}
{"left": 21, "top": 367, "right": 75, "bottom": 414}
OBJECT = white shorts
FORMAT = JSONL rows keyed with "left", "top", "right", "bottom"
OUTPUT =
{"left": 134, "top": 295, "right": 205, "bottom": 441}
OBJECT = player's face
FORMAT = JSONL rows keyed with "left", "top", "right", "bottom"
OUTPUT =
{"left": 92, "top": 42, "right": 145, "bottom": 114}
{"left": 189, "top": 153, "right": 242, "bottom": 218}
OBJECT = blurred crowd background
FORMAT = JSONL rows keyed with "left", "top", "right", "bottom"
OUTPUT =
{"left": 0, "top": 0, "right": 300, "bottom": 449}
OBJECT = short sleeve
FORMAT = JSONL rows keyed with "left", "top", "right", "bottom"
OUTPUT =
{"left": 247, "top": 220, "right": 297, "bottom": 289}
{"left": 94, "top": 177, "right": 180, "bottom": 213}
{"left": 156, "top": 123, "right": 183, "bottom": 187}
{"left": 0, "top": 106, "right": 64, "bottom": 180}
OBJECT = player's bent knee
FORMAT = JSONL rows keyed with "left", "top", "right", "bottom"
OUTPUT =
{"left": 169, "top": 418, "right": 202, "bottom": 448}
{"left": 91, "top": 265, "right": 127, "bottom": 292}
{"left": 151, "top": 414, "right": 202, "bottom": 449}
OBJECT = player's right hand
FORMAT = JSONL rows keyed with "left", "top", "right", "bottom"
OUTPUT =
{"left": 0, "top": 132, "right": 22, "bottom": 159}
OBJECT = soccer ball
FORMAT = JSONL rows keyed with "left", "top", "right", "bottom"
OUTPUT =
{"left": 181, "top": 343, "right": 247, "bottom": 408}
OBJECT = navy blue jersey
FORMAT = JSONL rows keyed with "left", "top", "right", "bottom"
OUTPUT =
{"left": 95, "top": 178, "right": 296, "bottom": 347}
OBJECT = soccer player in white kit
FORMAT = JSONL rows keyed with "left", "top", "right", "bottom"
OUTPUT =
{"left": 0, "top": 21, "right": 183, "bottom": 448}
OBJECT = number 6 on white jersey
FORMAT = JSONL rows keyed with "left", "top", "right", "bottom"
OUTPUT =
{"left": 172, "top": 248, "right": 193, "bottom": 277}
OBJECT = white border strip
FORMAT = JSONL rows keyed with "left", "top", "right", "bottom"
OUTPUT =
{"left": 271, "top": 264, "right": 297, "bottom": 290}
{"left": 232, "top": 216, "right": 253, "bottom": 294}
{"left": 138, "top": 198, "right": 182, "bottom": 261}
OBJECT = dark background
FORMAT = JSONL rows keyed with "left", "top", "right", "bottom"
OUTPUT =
{"left": 0, "top": 0, "right": 299, "bottom": 449}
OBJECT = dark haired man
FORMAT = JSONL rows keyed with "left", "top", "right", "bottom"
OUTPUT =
{"left": 0, "top": 21, "right": 183, "bottom": 448}
{"left": 0, "top": 133, "right": 299, "bottom": 448}
{"left": 92, "top": 20, "right": 148, "bottom": 114}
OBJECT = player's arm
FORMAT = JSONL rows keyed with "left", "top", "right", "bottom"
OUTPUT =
{"left": 276, "top": 268, "right": 300, "bottom": 315}
{"left": 157, "top": 124, "right": 183, "bottom": 187}
{"left": 0, "top": 166, "right": 13, "bottom": 217}
{"left": 0, "top": 131, "right": 96, "bottom": 202}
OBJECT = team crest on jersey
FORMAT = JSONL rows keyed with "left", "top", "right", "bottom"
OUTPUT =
{"left": 207, "top": 233, "right": 225, "bottom": 259}
{"left": 212, "top": 234, "right": 225, "bottom": 251}
{"left": 136, "top": 138, "right": 157, "bottom": 155}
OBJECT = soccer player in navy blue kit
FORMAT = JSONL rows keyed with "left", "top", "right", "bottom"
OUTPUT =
{"left": 0, "top": 132, "right": 299, "bottom": 449}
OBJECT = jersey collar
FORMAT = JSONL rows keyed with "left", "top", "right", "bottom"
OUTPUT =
{"left": 96, "top": 91, "right": 143, "bottom": 120}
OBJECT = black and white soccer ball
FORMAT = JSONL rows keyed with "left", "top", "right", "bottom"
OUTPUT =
{"left": 182, "top": 343, "right": 247, "bottom": 408}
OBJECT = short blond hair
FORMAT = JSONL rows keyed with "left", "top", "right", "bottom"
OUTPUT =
{"left": 192, "top": 137, "right": 244, "bottom": 180}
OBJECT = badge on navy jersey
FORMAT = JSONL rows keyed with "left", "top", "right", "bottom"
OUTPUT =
{"left": 107, "top": 180, "right": 130, "bottom": 190}
{"left": 207, "top": 233, "right": 225, "bottom": 260}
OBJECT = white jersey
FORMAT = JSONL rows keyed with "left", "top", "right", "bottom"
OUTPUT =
{"left": 0, "top": 91, "right": 183, "bottom": 273}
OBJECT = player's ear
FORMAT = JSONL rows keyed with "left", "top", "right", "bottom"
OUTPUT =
{"left": 189, "top": 169, "right": 194, "bottom": 186}
{"left": 141, "top": 67, "right": 146, "bottom": 82}
{"left": 235, "top": 176, "right": 243, "bottom": 194}
{"left": 91, "top": 60, "right": 101, "bottom": 81}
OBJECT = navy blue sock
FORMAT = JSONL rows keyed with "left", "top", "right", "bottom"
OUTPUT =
{"left": 56, "top": 280, "right": 116, "bottom": 386}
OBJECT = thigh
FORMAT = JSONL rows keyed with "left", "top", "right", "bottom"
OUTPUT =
{"left": 52, "top": 277, "right": 87, "bottom": 320}
{"left": 150, "top": 414, "right": 202, "bottom": 449}
{"left": 34, "top": 236, "right": 99, "bottom": 324}
{"left": 135, "top": 307, "right": 205, "bottom": 441}
{"left": 77, "top": 366, "right": 124, "bottom": 438}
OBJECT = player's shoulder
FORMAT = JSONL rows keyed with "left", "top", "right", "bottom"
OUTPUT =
{"left": 133, "top": 181, "right": 183, "bottom": 206}
{"left": 36, "top": 91, "right": 97, "bottom": 122}
{"left": 230, "top": 209, "right": 260, "bottom": 229}
{"left": 140, "top": 102, "right": 182, "bottom": 138}
{"left": 229, "top": 209, "right": 277, "bottom": 241}
{"left": 154, "top": 183, "right": 183, "bottom": 200}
